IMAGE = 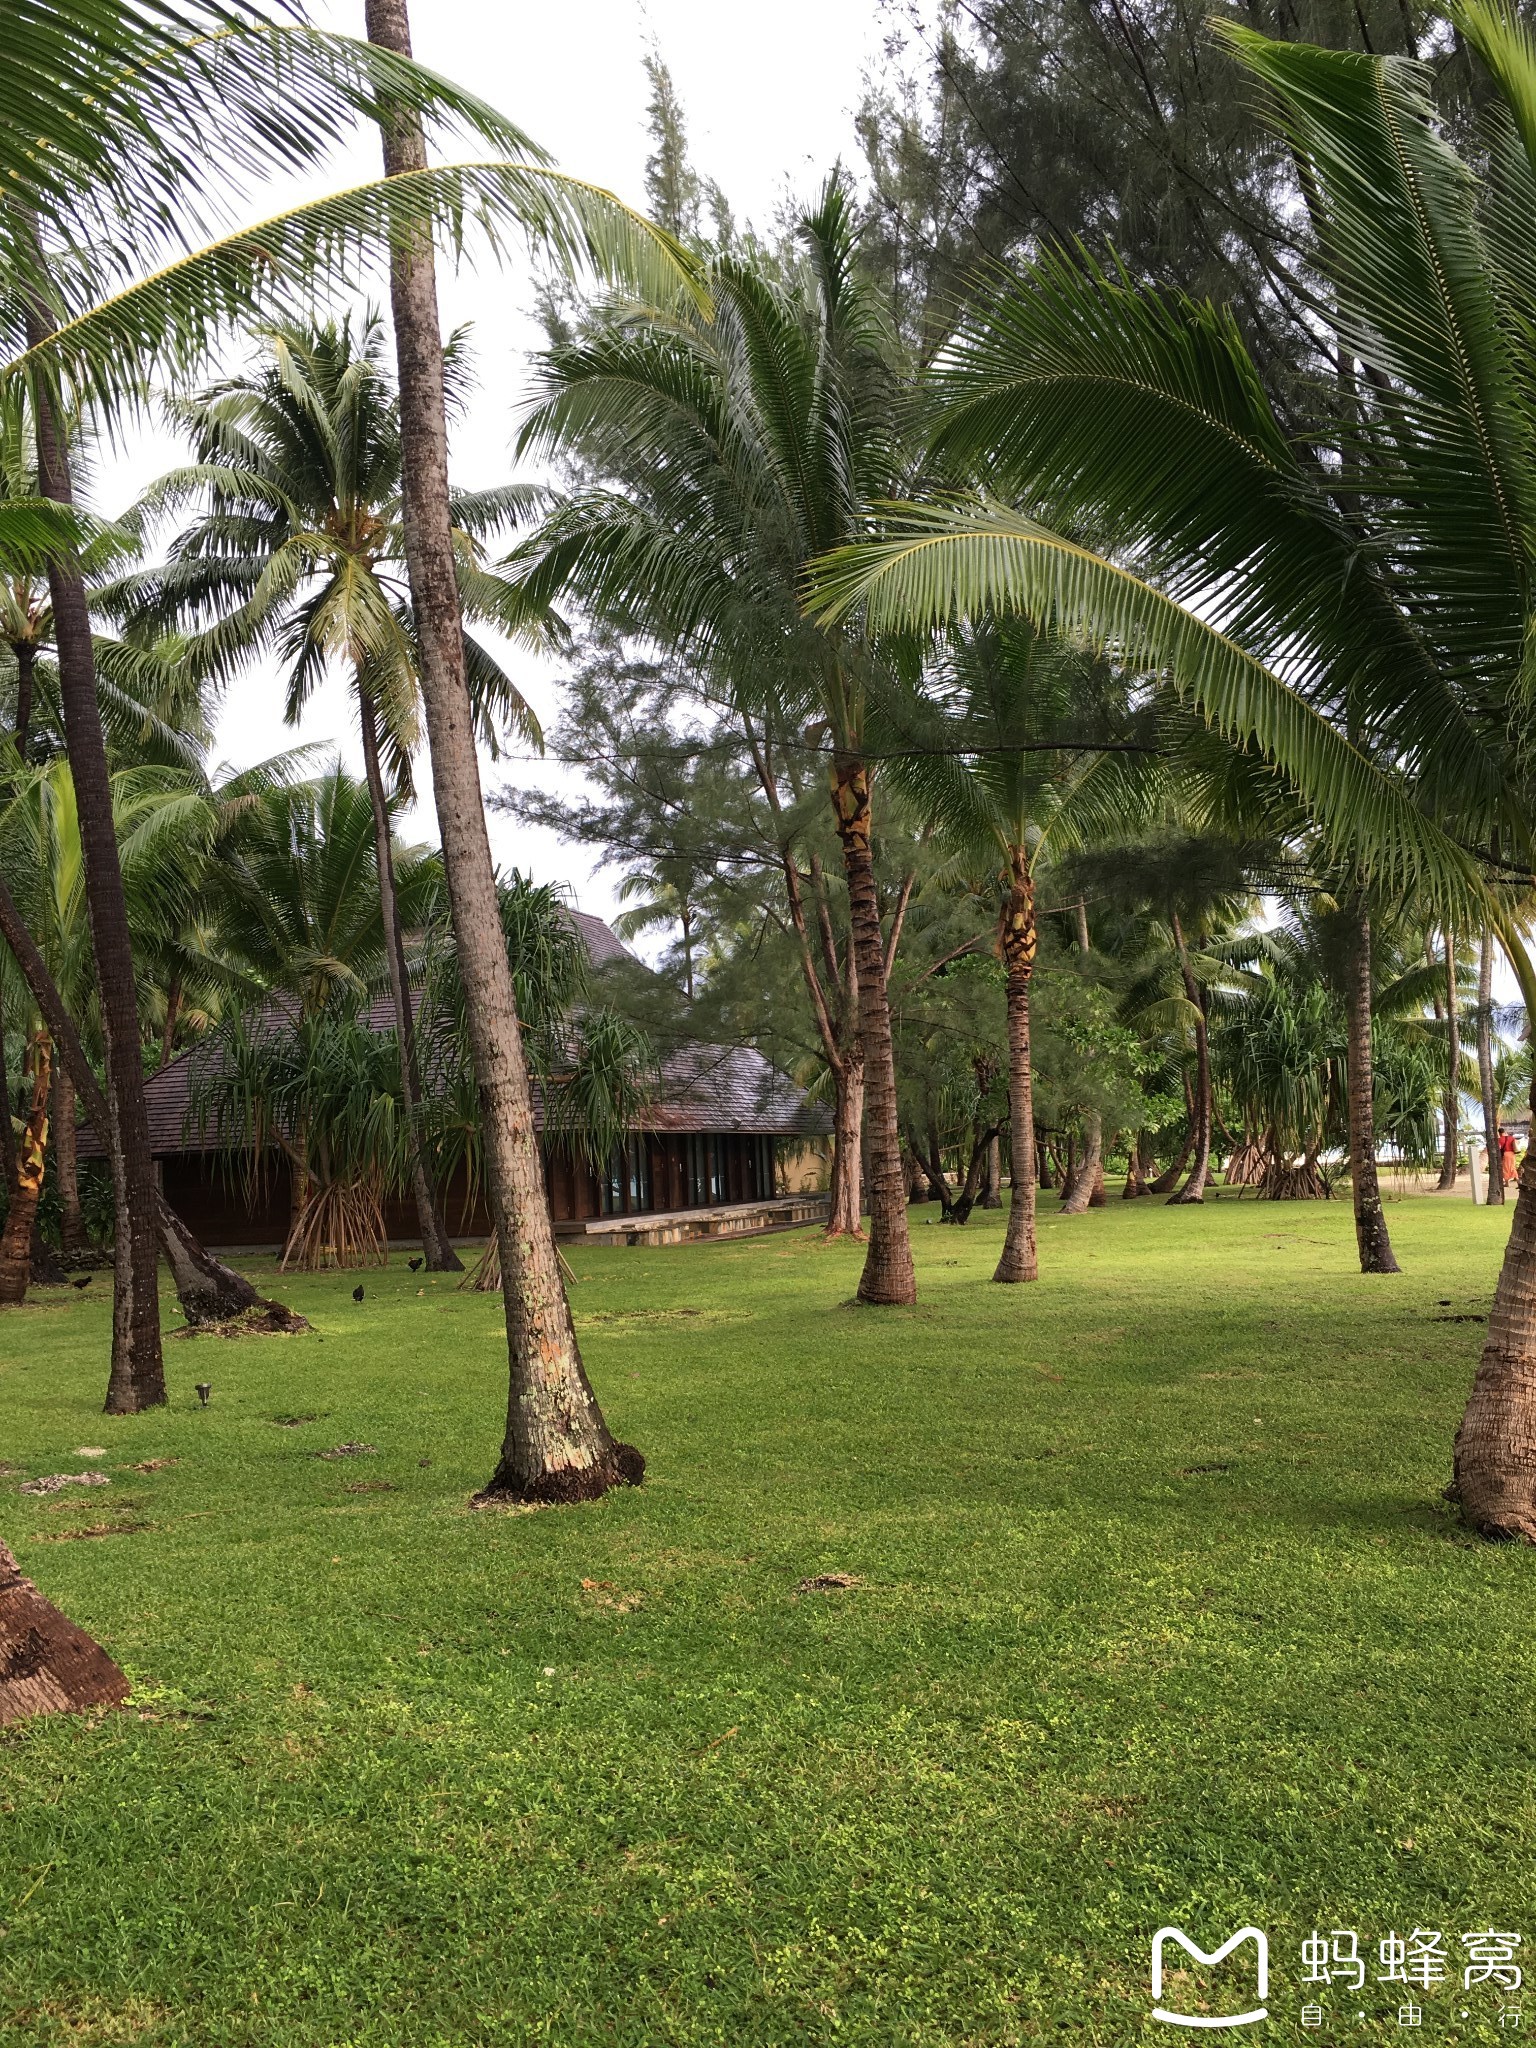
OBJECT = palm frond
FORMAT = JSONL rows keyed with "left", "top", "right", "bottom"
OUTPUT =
{"left": 809, "top": 498, "right": 1485, "bottom": 910}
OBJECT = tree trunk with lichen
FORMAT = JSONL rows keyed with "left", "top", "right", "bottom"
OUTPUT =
{"left": 1345, "top": 896, "right": 1399, "bottom": 1273}
{"left": 994, "top": 857, "right": 1038, "bottom": 1283}
{"left": 0, "top": 1029, "right": 49, "bottom": 1306}
{"left": 829, "top": 756, "right": 916, "bottom": 1305}
{"left": 825, "top": 1050, "right": 865, "bottom": 1238}
{"left": 366, "top": 0, "right": 635, "bottom": 1500}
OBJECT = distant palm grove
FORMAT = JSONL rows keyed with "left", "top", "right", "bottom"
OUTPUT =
{"left": 8, "top": 0, "right": 1536, "bottom": 1540}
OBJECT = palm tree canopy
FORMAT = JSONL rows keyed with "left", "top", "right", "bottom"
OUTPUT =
{"left": 109, "top": 314, "right": 541, "bottom": 785}
{"left": 2, "top": 1, "right": 705, "bottom": 432}
{"left": 509, "top": 174, "right": 909, "bottom": 752}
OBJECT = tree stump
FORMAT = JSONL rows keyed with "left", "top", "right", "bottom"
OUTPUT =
{"left": 0, "top": 1541, "right": 129, "bottom": 1725}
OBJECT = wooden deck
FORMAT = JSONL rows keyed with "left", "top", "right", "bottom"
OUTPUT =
{"left": 556, "top": 1193, "right": 831, "bottom": 1247}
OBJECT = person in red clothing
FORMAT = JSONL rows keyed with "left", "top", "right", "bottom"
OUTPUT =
{"left": 1498, "top": 1127, "right": 1519, "bottom": 1185}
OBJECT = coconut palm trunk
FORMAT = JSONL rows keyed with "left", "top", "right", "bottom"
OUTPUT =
{"left": 1060, "top": 1120, "right": 1104, "bottom": 1215}
{"left": 1455, "top": 1100, "right": 1536, "bottom": 1535}
{"left": 22, "top": 288, "right": 164, "bottom": 1412}
{"left": 1437, "top": 928, "right": 1460, "bottom": 1190}
{"left": 1478, "top": 931, "right": 1503, "bottom": 1207}
{"left": 1148, "top": 1116, "right": 1195, "bottom": 1194}
{"left": 0, "top": 994, "right": 13, "bottom": 1192}
{"left": 1453, "top": 925, "right": 1536, "bottom": 1536}
{"left": 994, "top": 857, "right": 1039, "bottom": 1283}
{"left": 1344, "top": 897, "right": 1399, "bottom": 1272}
{"left": 1061, "top": 898, "right": 1104, "bottom": 1217}
{"left": 13, "top": 642, "right": 34, "bottom": 754}
{"left": 365, "top": 0, "right": 633, "bottom": 1500}
{"left": 50, "top": 1059, "right": 84, "bottom": 1261}
{"left": 826, "top": 1050, "right": 865, "bottom": 1236}
{"left": 356, "top": 685, "right": 461, "bottom": 1271}
{"left": 982, "top": 1135, "right": 1001, "bottom": 1208}
{"left": 158, "top": 978, "right": 180, "bottom": 1069}
{"left": 1168, "top": 914, "right": 1212, "bottom": 1205}
{"left": 830, "top": 756, "right": 917, "bottom": 1304}
{"left": 0, "top": 1027, "right": 49, "bottom": 1305}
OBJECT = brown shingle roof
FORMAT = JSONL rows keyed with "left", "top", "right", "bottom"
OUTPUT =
{"left": 82, "top": 914, "right": 828, "bottom": 1157}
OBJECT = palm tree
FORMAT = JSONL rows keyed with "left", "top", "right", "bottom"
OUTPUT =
{"left": 199, "top": 767, "right": 439, "bottom": 1013}
{"left": 0, "top": 747, "right": 246, "bottom": 1299}
{"left": 613, "top": 867, "right": 701, "bottom": 1000}
{"left": 119, "top": 314, "right": 542, "bottom": 1270}
{"left": 510, "top": 176, "right": 921, "bottom": 1308}
{"left": 356, "top": 0, "right": 700, "bottom": 1503}
{"left": 4, "top": 0, "right": 696, "bottom": 1422}
{"left": 880, "top": 616, "right": 1145, "bottom": 1279}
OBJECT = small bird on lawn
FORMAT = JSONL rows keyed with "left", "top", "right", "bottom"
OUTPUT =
{"left": 408, "top": 1257, "right": 423, "bottom": 1273}
{"left": 352, "top": 1284, "right": 365, "bottom": 1303}
{"left": 72, "top": 1275, "right": 93, "bottom": 1290}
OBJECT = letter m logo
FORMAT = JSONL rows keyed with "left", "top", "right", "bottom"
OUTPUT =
{"left": 1151, "top": 1926, "right": 1269, "bottom": 2029}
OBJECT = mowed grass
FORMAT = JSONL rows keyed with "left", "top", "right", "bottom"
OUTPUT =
{"left": 2, "top": 1193, "right": 1536, "bottom": 2047}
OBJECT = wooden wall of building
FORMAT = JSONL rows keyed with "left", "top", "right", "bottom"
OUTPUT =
{"left": 160, "top": 1134, "right": 780, "bottom": 1246}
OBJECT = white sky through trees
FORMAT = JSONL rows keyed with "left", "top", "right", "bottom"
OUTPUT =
{"left": 99, "top": 0, "right": 922, "bottom": 937}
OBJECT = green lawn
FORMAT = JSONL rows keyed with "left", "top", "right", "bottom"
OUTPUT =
{"left": 2, "top": 1192, "right": 1535, "bottom": 2046}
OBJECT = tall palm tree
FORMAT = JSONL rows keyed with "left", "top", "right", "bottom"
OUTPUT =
{"left": 120, "top": 313, "right": 541, "bottom": 1269}
{"left": 510, "top": 176, "right": 921, "bottom": 1308}
{"left": 4, "top": 0, "right": 699, "bottom": 1416}
{"left": 357, "top": 0, "right": 695, "bottom": 1504}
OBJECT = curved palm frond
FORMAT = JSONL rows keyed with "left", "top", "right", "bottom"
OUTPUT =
{"left": 809, "top": 499, "right": 1484, "bottom": 911}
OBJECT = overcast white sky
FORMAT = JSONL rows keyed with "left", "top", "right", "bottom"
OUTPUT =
{"left": 104, "top": 0, "right": 934, "bottom": 936}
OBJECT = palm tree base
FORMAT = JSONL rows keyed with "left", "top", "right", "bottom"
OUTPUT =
{"left": 472, "top": 1442, "right": 646, "bottom": 1508}
{"left": 0, "top": 1542, "right": 130, "bottom": 1726}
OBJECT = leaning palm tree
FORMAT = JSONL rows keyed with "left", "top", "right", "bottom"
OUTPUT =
{"left": 809, "top": 6, "right": 1536, "bottom": 1532}
{"left": 510, "top": 175, "right": 921, "bottom": 1309}
{"left": 117, "top": 313, "right": 540, "bottom": 1269}
{"left": 0, "top": 747, "right": 231, "bottom": 1296}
